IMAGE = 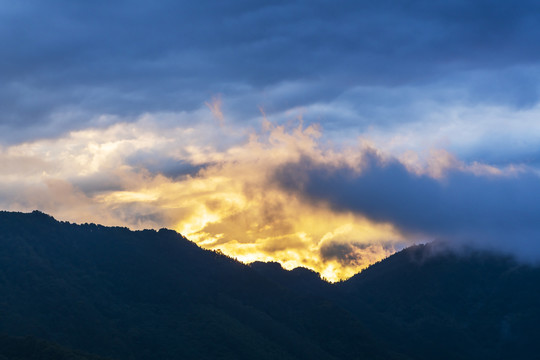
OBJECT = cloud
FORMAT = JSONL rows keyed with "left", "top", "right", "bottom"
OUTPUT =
{"left": 0, "top": 113, "right": 407, "bottom": 281}
{"left": 275, "top": 149, "right": 540, "bottom": 261}
{"left": 205, "top": 95, "right": 225, "bottom": 127}
{"left": 4, "top": 1, "right": 540, "bottom": 277}
{"left": 3, "top": 0, "right": 540, "bottom": 146}
{"left": 320, "top": 241, "right": 396, "bottom": 268}
{"left": 2, "top": 101, "right": 540, "bottom": 278}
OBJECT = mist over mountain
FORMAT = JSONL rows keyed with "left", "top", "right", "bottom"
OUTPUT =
{"left": 274, "top": 151, "right": 540, "bottom": 262}
{"left": 1, "top": 210, "right": 539, "bottom": 359}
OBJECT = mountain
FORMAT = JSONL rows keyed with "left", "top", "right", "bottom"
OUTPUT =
{"left": 1, "top": 210, "right": 539, "bottom": 359}
{"left": 249, "top": 261, "right": 332, "bottom": 296}
{"left": 0, "top": 334, "right": 112, "bottom": 360}
{"left": 337, "top": 244, "right": 540, "bottom": 360}
{"left": 0, "top": 211, "right": 400, "bottom": 360}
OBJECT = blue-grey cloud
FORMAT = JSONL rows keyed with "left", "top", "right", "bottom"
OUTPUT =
{"left": 126, "top": 150, "right": 207, "bottom": 179}
{"left": 275, "top": 152, "right": 540, "bottom": 259}
{"left": 3, "top": 0, "right": 540, "bottom": 142}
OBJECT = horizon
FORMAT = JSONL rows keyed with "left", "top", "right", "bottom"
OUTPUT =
{"left": 0, "top": 208, "right": 517, "bottom": 283}
{"left": 4, "top": 204, "right": 537, "bottom": 360}
{"left": 2, "top": 1, "right": 540, "bottom": 281}
{"left": 7, "top": 209, "right": 406, "bottom": 282}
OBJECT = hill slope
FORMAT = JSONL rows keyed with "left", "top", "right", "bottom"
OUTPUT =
{"left": 0, "top": 211, "right": 399, "bottom": 360}
{"left": 2, "top": 210, "right": 540, "bottom": 359}
{"left": 0, "top": 335, "right": 112, "bottom": 360}
{"left": 338, "top": 244, "right": 540, "bottom": 360}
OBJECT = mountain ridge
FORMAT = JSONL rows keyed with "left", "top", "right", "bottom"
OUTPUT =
{"left": 0, "top": 210, "right": 400, "bottom": 360}
{"left": 1, "top": 210, "right": 539, "bottom": 359}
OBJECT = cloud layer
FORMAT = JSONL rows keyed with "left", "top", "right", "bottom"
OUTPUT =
{"left": 275, "top": 150, "right": 540, "bottom": 260}
{"left": 3, "top": 1, "right": 540, "bottom": 152}
{"left": 2, "top": 102, "right": 540, "bottom": 278}
{"left": 0, "top": 114, "right": 407, "bottom": 281}
{"left": 3, "top": 1, "right": 540, "bottom": 279}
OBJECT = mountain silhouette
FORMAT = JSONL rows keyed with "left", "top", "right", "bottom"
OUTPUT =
{"left": 0, "top": 210, "right": 539, "bottom": 359}
{"left": 0, "top": 334, "right": 113, "bottom": 360}
{"left": 0, "top": 211, "right": 399, "bottom": 360}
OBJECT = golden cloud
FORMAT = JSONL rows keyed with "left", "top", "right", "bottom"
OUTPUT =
{"left": 3, "top": 108, "right": 492, "bottom": 281}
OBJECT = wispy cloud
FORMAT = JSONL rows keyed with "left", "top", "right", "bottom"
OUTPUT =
{"left": 205, "top": 95, "right": 225, "bottom": 127}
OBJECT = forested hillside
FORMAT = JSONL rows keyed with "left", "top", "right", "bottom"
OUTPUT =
{"left": 0, "top": 211, "right": 398, "bottom": 360}
{"left": 1, "top": 211, "right": 539, "bottom": 359}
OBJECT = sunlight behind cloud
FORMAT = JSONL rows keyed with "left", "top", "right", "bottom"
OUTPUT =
{"left": 1, "top": 100, "right": 530, "bottom": 281}
{"left": 0, "top": 108, "right": 411, "bottom": 281}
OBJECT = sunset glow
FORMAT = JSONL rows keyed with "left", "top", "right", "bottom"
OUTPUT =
{"left": 0, "top": 114, "right": 408, "bottom": 281}
{"left": 3, "top": 1, "right": 540, "bottom": 280}
{"left": 1, "top": 104, "right": 532, "bottom": 280}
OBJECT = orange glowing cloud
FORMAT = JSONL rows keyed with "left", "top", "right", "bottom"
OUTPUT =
{"left": 1, "top": 103, "right": 514, "bottom": 281}
{"left": 205, "top": 95, "right": 225, "bottom": 127}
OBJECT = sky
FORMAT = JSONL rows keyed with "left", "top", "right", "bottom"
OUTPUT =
{"left": 2, "top": 0, "right": 540, "bottom": 281}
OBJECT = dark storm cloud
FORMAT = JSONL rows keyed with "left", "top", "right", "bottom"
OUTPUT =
{"left": 275, "top": 152, "right": 540, "bottom": 258}
{"left": 3, "top": 0, "right": 540, "bottom": 141}
{"left": 320, "top": 241, "right": 397, "bottom": 266}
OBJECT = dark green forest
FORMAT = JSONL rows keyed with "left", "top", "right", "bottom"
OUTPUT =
{"left": 0, "top": 211, "right": 539, "bottom": 359}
